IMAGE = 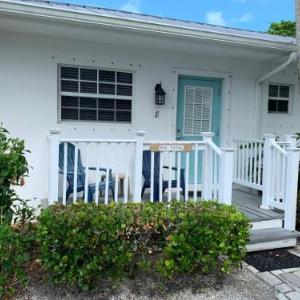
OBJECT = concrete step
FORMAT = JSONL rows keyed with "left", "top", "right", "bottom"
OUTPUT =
{"left": 251, "top": 218, "right": 283, "bottom": 230}
{"left": 247, "top": 228, "right": 300, "bottom": 252}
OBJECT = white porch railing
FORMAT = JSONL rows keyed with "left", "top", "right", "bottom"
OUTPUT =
{"left": 233, "top": 139, "right": 264, "bottom": 191}
{"left": 48, "top": 130, "right": 234, "bottom": 206}
{"left": 234, "top": 134, "right": 300, "bottom": 231}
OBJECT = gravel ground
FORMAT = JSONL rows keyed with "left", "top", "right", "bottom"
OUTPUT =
{"left": 170, "top": 268, "right": 277, "bottom": 300}
{"left": 16, "top": 267, "right": 276, "bottom": 300}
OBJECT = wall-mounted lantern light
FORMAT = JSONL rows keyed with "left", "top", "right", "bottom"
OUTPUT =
{"left": 155, "top": 82, "right": 166, "bottom": 105}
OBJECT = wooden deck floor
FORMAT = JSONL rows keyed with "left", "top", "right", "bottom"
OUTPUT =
{"left": 232, "top": 189, "right": 283, "bottom": 222}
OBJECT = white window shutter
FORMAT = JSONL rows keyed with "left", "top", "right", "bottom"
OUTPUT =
{"left": 184, "top": 86, "right": 212, "bottom": 136}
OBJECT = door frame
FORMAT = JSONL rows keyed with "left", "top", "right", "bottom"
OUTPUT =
{"left": 171, "top": 67, "right": 232, "bottom": 147}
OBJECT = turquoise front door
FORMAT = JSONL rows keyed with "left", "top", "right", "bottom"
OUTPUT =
{"left": 176, "top": 75, "right": 222, "bottom": 184}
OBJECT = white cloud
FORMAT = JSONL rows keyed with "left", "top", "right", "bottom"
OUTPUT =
{"left": 121, "top": 0, "right": 143, "bottom": 13}
{"left": 205, "top": 11, "right": 227, "bottom": 26}
{"left": 235, "top": 12, "right": 252, "bottom": 22}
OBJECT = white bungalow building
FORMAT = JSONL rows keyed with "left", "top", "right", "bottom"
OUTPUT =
{"left": 0, "top": 0, "right": 300, "bottom": 250}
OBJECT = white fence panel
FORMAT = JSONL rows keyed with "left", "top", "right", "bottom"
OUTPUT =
{"left": 142, "top": 141, "right": 206, "bottom": 202}
{"left": 57, "top": 138, "right": 137, "bottom": 204}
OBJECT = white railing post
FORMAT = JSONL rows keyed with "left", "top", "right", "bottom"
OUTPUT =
{"left": 202, "top": 132, "right": 214, "bottom": 200}
{"left": 284, "top": 134, "right": 298, "bottom": 148}
{"left": 219, "top": 148, "right": 234, "bottom": 205}
{"left": 133, "top": 130, "right": 145, "bottom": 202}
{"left": 284, "top": 148, "right": 300, "bottom": 231}
{"left": 261, "top": 134, "right": 276, "bottom": 209}
{"left": 48, "top": 129, "right": 61, "bottom": 205}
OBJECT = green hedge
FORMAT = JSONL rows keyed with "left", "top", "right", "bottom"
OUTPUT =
{"left": 37, "top": 201, "right": 249, "bottom": 290}
{"left": 159, "top": 202, "right": 249, "bottom": 276}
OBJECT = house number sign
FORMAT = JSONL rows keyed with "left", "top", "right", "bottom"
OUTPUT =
{"left": 150, "top": 144, "right": 192, "bottom": 152}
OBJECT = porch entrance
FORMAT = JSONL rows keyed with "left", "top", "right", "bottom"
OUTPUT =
{"left": 176, "top": 75, "right": 222, "bottom": 184}
{"left": 49, "top": 128, "right": 300, "bottom": 252}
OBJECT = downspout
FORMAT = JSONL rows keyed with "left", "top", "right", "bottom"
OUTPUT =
{"left": 254, "top": 51, "right": 297, "bottom": 138}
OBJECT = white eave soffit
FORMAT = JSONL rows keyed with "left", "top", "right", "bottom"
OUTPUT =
{"left": 0, "top": 0, "right": 296, "bottom": 53}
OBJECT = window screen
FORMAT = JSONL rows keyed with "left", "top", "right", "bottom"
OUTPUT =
{"left": 59, "top": 65, "right": 133, "bottom": 123}
{"left": 184, "top": 86, "right": 212, "bottom": 136}
{"left": 268, "top": 84, "right": 290, "bottom": 113}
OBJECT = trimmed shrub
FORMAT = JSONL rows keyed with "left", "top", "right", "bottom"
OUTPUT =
{"left": 37, "top": 201, "right": 249, "bottom": 290}
{"left": 0, "top": 224, "right": 29, "bottom": 299}
{"left": 37, "top": 203, "right": 132, "bottom": 290}
{"left": 158, "top": 201, "right": 249, "bottom": 277}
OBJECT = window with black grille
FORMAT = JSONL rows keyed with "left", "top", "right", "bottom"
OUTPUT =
{"left": 268, "top": 84, "right": 290, "bottom": 113}
{"left": 59, "top": 65, "right": 133, "bottom": 123}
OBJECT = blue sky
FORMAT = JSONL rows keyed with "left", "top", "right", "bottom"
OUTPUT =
{"left": 58, "top": 0, "right": 294, "bottom": 32}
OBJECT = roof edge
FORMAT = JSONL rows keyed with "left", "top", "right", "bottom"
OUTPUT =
{"left": 0, "top": 0, "right": 296, "bottom": 53}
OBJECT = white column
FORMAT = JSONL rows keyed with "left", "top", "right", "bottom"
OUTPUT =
{"left": 219, "top": 148, "right": 234, "bottom": 205}
{"left": 133, "top": 130, "right": 146, "bottom": 202}
{"left": 261, "top": 134, "right": 276, "bottom": 209}
{"left": 284, "top": 148, "right": 300, "bottom": 231}
{"left": 48, "top": 128, "right": 61, "bottom": 205}
{"left": 202, "top": 132, "right": 214, "bottom": 200}
{"left": 284, "top": 134, "right": 298, "bottom": 148}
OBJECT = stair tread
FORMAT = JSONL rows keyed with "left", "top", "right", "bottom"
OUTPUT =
{"left": 249, "top": 228, "right": 300, "bottom": 244}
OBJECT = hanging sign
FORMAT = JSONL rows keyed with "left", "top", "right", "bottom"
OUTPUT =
{"left": 149, "top": 143, "right": 192, "bottom": 152}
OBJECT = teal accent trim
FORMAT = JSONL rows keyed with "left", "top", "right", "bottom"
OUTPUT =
{"left": 176, "top": 76, "right": 222, "bottom": 145}
{"left": 176, "top": 75, "right": 222, "bottom": 184}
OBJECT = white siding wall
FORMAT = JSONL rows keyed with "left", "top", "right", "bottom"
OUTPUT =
{"left": 0, "top": 31, "right": 297, "bottom": 206}
{"left": 260, "top": 65, "right": 300, "bottom": 136}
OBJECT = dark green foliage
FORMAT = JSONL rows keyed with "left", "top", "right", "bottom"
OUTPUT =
{"left": 0, "top": 224, "right": 29, "bottom": 299}
{"left": 267, "top": 20, "right": 296, "bottom": 37}
{"left": 0, "top": 125, "right": 32, "bottom": 298}
{"left": 0, "top": 200, "right": 37, "bottom": 299}
{"left": 37, "top": 201, "right": 249, "bottom": 290}
{"left": 37, "top": 203, "right": 132, "bottom": 290}
{"left": 12, "top": 199, "right": 39, "bottom": 253}
{"left": 0, "top": 125, "right": 29, "bottom": 223}
{"left": 158, "top": 201, "right": 249, "bottom": 277}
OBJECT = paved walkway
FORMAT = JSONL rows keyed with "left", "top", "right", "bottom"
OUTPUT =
{"left": 244, "top": 246, "right": 300, "bottom": 300}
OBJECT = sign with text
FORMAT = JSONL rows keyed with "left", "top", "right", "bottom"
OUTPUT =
{"left": 150, "top": 143, "right": 192, "bottom": 152}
